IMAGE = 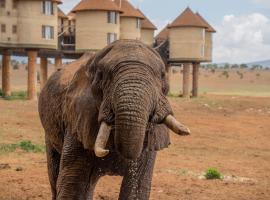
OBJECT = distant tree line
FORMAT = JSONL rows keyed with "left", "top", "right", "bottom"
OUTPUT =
{"left": 201, "top": 63, "right": 269, "bottom": 70}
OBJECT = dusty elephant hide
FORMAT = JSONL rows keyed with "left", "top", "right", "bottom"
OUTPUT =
{"left": 39, "top": 40, "right": 171, "bottom": 154}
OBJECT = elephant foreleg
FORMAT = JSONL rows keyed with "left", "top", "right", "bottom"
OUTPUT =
{"left": 119, "top": 151, "right": 157, "bottom": 200}
{"left": 46, "top": 136, "right": 61, "bottom": 200}
{"left": 56, "top": 132, "right": 93, "bottom": 200}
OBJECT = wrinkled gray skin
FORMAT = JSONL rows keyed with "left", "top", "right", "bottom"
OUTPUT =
{"left": 39, "top": 40, "right": 176, "bottom": 200}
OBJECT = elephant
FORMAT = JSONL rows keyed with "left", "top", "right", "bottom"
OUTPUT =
{"left": 38, "top": 40, "right": 190, "bottom": 200}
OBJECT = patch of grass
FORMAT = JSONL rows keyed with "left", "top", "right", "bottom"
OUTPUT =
{"left": 0, "top": 90, "right": 27, "bottom": 100}
{"left": 205, "top": 168, "right": 223, "bottom": 180}
{"left": 18, "top": 140, "right": 44, "bottom": 152}
{"left": 0, "top": 143, "right": 18, "bottom": 154}
{"left": 0, "top": 140, "right": 44, "bottom": 154}
{"left": 167, "top": 92, "right": 180, "bottom": 98}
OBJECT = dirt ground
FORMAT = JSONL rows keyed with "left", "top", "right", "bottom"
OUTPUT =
{"left": 0, "top": 68, "right": 270, "bottom": 200}
{"left": 0, "top": 94, "right": 270, "bottom": 200}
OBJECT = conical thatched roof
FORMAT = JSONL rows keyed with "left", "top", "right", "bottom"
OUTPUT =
{"left": 72, "top": 0, "right": 122, "bottom": 13}
{"left": 155, "top": 24, "right": 170, "bottom": 40}
{"left": 115, "top": 0, "right": 144, "bottom": 18}
{"left": 58, "top": 8, "right": 68, "bottom": 19}
{"left": 196, "top": 12, "right": 216, "bottom": 33}
{"left": 137, "top": 9, "right": 157, "bottom": 30}
{"left": 169, "top": 7, "right": 207, "bottom": 28}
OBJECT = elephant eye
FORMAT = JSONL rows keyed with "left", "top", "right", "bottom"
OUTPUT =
{"left": 161, "top": 72, "right": 165, "bottom": 79}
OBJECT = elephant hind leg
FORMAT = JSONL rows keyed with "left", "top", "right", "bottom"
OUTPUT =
{"left": 46, "top": 136, "right": 61, "bottom": 200}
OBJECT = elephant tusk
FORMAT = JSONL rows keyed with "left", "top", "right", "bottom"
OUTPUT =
{"left": 94, "top": 122, "right": 112, "bottom": 157}
{"left": 163, "top": 115, "right": 191, "bottom": 136}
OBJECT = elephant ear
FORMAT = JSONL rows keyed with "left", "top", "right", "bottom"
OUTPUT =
{"left": 63, "top": 54, "right": 100, "bottom": 150}
{"left": 146, "top": 123, "right": 170, "bottom": 151}
{"left": 87, "top": 42, "right": 115, "bottom": 101}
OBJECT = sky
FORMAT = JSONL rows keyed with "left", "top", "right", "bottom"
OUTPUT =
{"left": 59, "top": 0, "right": 270, "bottom": 63}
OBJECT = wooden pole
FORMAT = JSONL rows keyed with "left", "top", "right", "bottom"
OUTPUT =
{"left": 27, "top": 50, "right": 37, "bottom": 100}
{"left": 55, "top": 56, "right": 62, "bottom": 71}
{"left": 40, "top": 57, "right": 48, "bottom": 89}
{"left": 182, "top": 63, "right": 190, "bottom": 98}
{"left": 192, "top": 62, "right": 200, "bottom": 97}
{"left": 1, "top": 51, "right": 11, "bottom": 97}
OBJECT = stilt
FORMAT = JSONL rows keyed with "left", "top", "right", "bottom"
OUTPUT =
{"left": 166, "top": 64, "right": 172, "bottom": 81}
{"left": 182, "top": 63, "right": 190, "bottom": 98}
{"left": 27, "top": 50, "right": 37, "bottom": 100}
{"left": 192, "top": 62, "right": 199, "bottom": 97}
{"left": 55, "top": 56, "right": 62, "bottom": 71}
{"left": 40, "top": 57, "right": 48, "bottom": 89}
{"left": 1, "top": 51, "right": 11, "bottom": 97}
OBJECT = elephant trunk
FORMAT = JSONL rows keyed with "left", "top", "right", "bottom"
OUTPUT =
{"left": 113, "top": 68, "right": 154, "bottom": 159}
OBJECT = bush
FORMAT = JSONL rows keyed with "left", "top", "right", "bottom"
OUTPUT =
{"left": 221, "top": 71, "right": 229, "bottom": 79}
{"left": 236, "top": 71, "right": 244, "bottom": 79}
{"left": 205, "top": 168, "right": 222, "bottom": 180}
{"left": 13, "top": 63, "right": 19, "bottom": 70}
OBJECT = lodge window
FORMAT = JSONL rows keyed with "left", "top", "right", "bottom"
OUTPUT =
{"left": 136, "top": 18, "right": 141, "bottom": 29}
{"left": 107, "top": 33, "right": 117, "bottom": 44}
{"left": 12, "top": 25, "right": 17, "bottom": 34}
{"left": 42, "top": 1, "right": 54, "bottom": 15}
{"left": 107, "top": 11, "right": 118, "bottom": 24}
{"left": 13, "top": 0, "right": 17, "bottom": 9}
{"left": 0, "top": 0, "right": 5, "bottom": 8}
{"left": 1, "top": 24, "right": 6, "bottom": 33}
{"left": 42, "top": 25, "right": 54, "bottom": 39}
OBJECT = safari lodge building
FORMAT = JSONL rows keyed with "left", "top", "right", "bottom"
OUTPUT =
{"left": 156, "top": 7, "right": 216, "bottom": 97}
{"left": 0, "top": 0, "right": 215, "bottom": 100}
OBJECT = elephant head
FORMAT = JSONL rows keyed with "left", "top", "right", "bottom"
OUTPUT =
{"left": 84, "top": 40, "right": 190, "bottom": 160}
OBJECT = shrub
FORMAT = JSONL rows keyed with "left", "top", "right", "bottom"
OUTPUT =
{"left": 205, "top": 168, "right": 222, "bottom": 180}
{"left": 236, "top": 71, "right": 244, "bottom": 79}
{"left": 221, "top": 71, "right": 229, "bottom": 79}
{"left": 13, "top": 63, "right": 19, "bottom": 70}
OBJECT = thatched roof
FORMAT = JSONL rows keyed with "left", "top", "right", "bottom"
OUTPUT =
{"left": 155, "top": 24, "right": 170, "bottom": 40}
{"left": 115, "top": 0, "right": 144, "bottom": 18}
{"left": 137, "top": 9, "right": 157, "bottom": 30}
{"left": 58, "top": 8, "right": 68, "bottom": 19}
{"left": 169, "top": 7, "right": 207, "bottom": 28}
{"left": 72, "top": 0, "right": 122, "bottom": 13}
{"left": 196, "top": 12, "right": 216, "bottom": 33}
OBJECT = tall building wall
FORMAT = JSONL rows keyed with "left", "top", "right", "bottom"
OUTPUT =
{"left": 75, "top": 11, "right": 120, "bottom": 51}
{"left": 204, "top": 31, "right": 213, "bottom": 62}
{"left": 141, "top": 29, "right": 154, "bottom": 46}
{"left": 0, "top": 0, "right": 18, "bottom": 46}
{"left": 169, "top": 27, "right": 205, "bottom": 61}
{"left": 0, "top": 0, "right": 58, "bottom": 50}
{"left": 120, "top": 17, "right": 141, "bottom": 40}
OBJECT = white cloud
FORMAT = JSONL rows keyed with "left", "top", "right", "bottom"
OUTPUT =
{"left": 213, "top": 13, "right": 270, "bottom": 63}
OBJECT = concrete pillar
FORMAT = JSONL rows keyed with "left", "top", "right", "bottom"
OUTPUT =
{"left": 27, "top": 50, "right": 37, "bottom": 100}
{"left": 182, "top": 63, "right": 190, "bottom": 98}
{"left": 55, "top": 56, "right": 62, "bottom": 71}
{"left": 166, "top": 64, "right": 172, "bottom": 82}
{"left": 192, "top": 62, "right": 200, "bottom": 97}
{"left": 1, "top": 51, "right": 11, "bottom": 97}
{"left": 40, "top": 57, "right": 48, "bottom": 89}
